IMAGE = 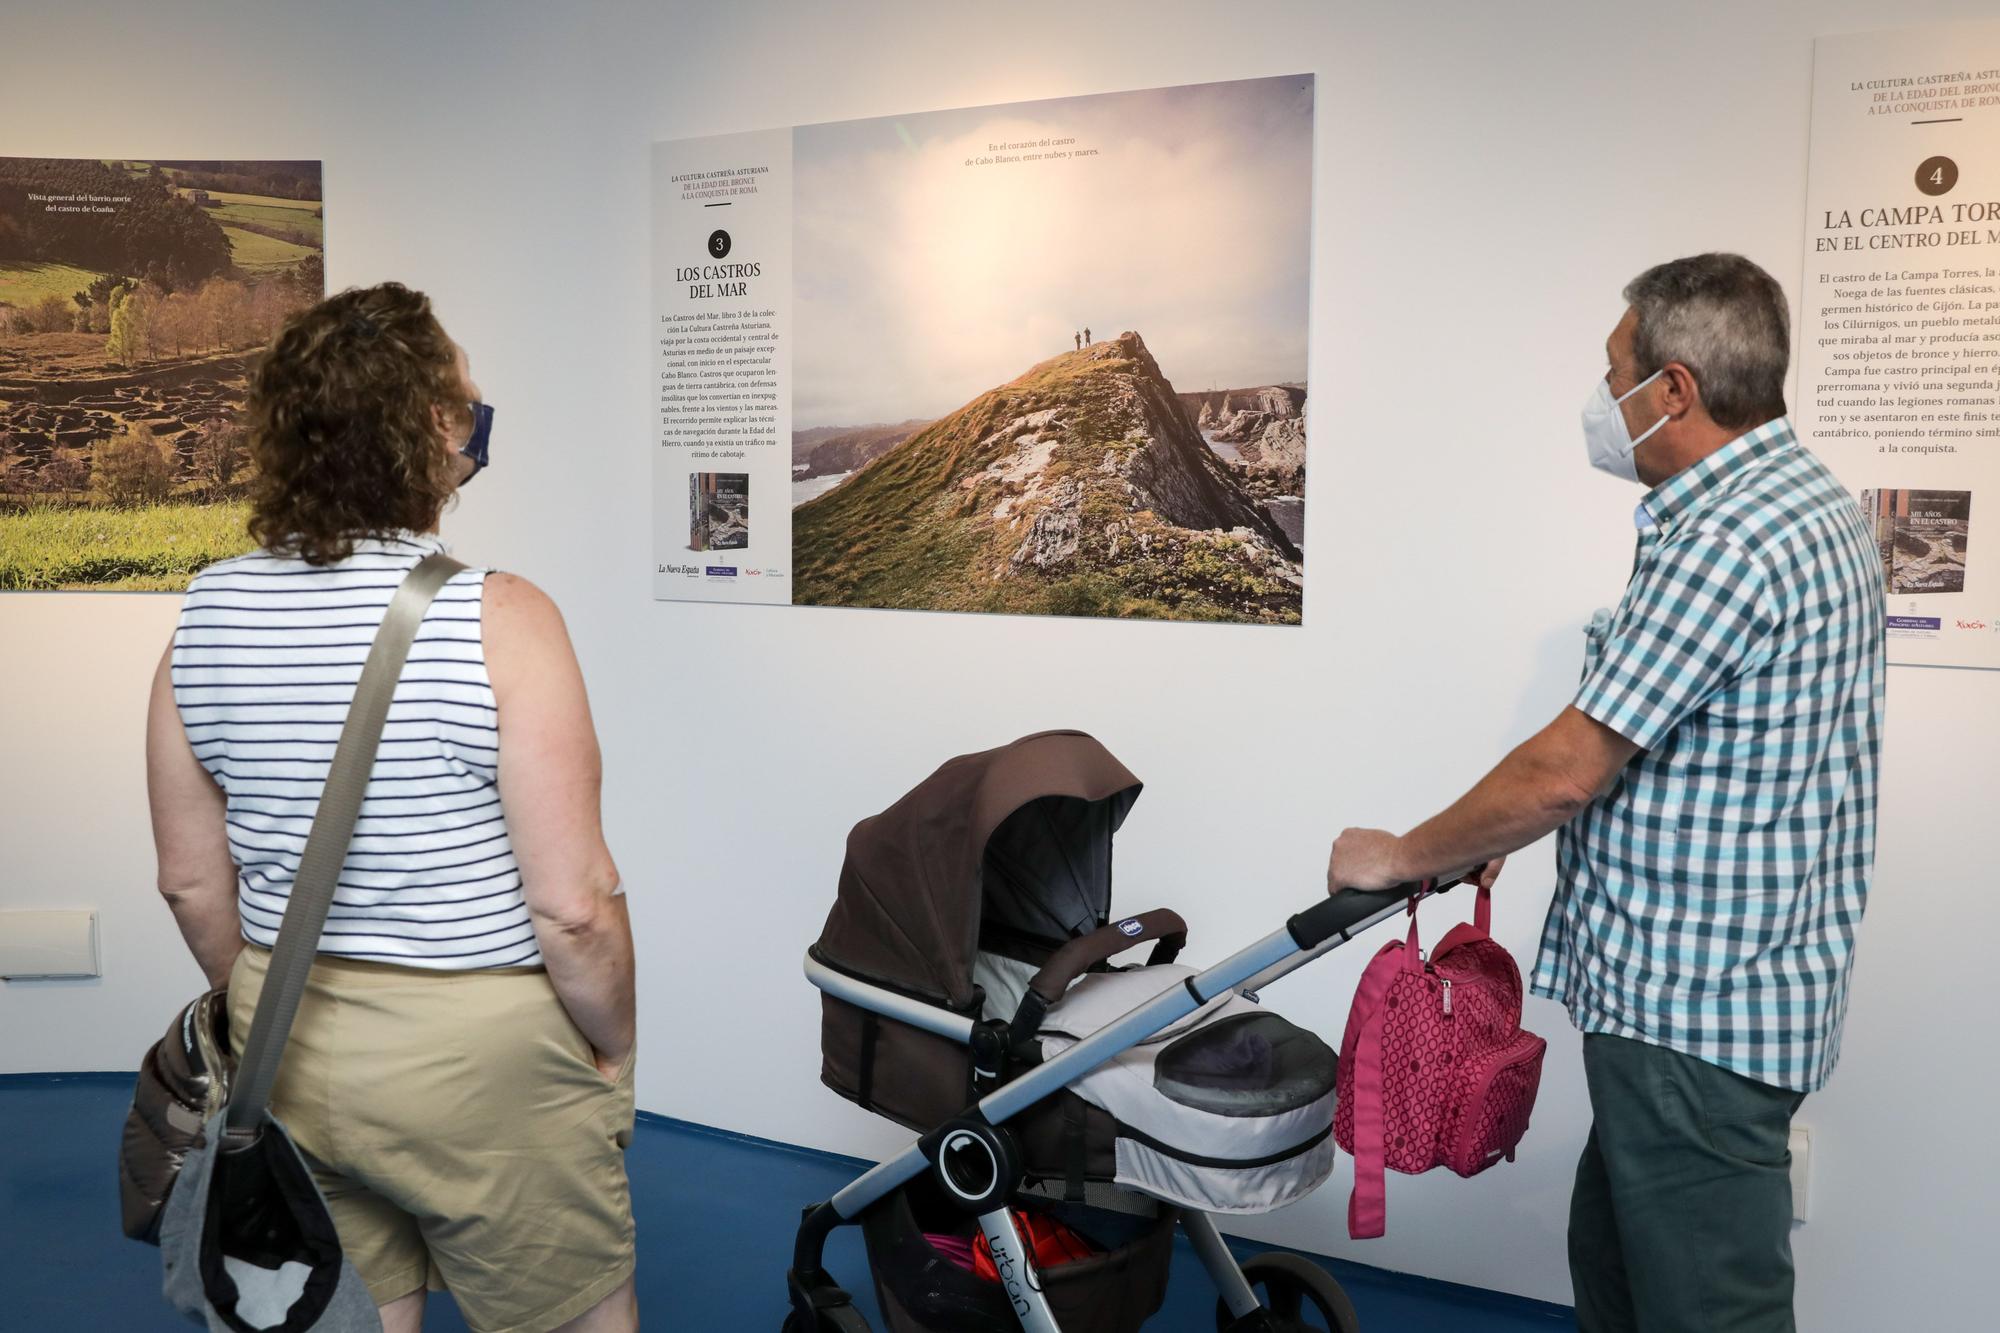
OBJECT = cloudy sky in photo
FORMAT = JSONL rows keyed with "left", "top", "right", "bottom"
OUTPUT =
{"left": 792, "top": 75, "right": 1313, "bottom": 429}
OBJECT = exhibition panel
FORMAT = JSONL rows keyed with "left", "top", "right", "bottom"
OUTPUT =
{"left": 1798, "top": 21, "right": 2000, "bottom": 666}
{"left": 651, "top": 77, "right": 1314, "bottom": 624}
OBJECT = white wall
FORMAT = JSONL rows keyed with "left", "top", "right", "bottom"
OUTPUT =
{"left": 2, "top": 0, "right": 1993, "bottom": 1322}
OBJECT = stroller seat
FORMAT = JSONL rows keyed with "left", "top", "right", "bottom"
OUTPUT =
{"left": 1033, "top": 965, "right": 1339, "bottom": 1214}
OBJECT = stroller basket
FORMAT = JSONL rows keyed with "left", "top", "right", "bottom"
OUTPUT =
{"left": 864, "top": 1177, "right": 1175, "bottom": 1333}
{"left": 790, "top": 730, "right": 1434, "bottom": 1333}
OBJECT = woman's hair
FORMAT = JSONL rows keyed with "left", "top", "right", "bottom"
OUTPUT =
{"left": 246, "top": 282, "right": 466, "bottom": 565}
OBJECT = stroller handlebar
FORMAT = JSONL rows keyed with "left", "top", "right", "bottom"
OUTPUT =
{"left": 1287, "top": 880, "right": 1436, "bottom": 952}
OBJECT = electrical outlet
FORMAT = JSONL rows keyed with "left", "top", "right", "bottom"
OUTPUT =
{"left": 1789, "top": 1123, "right": 1812, "bottom": 1223}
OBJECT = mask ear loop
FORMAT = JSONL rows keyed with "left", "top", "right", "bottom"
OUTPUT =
{"left": 1618, "top": 367, "right": 1670, "bottom": 450}
{"left": 1613, "top": 366, "right": 1665, "bottom": 406}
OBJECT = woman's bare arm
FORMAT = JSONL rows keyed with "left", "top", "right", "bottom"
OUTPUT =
{"left": 146, "top": 644, "right": 243, "bottom": 988}
{"left": 485, "top": 572, "right": 635, "bottom": 1077}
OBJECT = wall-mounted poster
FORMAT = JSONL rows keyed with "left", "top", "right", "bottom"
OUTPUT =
{"left": 1798, "top": 22, "right": 2000, "bottom": 666}
{"left": 652, "top": 75, "right": 1314, "bottom": 624}
{"left": 0, "top": 158, "right": 323, "bottom": 591}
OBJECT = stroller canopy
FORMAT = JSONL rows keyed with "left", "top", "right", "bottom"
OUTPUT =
{"left": 817, "top": 730, "right": 1142, "bottom": 1010}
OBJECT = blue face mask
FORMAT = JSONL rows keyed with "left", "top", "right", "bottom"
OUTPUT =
{"left": 459, "top": 401, "right": 494, "bottom": 482}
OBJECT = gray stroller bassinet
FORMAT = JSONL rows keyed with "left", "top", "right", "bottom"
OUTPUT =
{"left": 790, "top": 730, "right": 1433, "bottom": 1333}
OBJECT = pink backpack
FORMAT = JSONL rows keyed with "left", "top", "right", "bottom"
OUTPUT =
{"left": 1332, "top": 886, "right": 1546, "bottom": 1238}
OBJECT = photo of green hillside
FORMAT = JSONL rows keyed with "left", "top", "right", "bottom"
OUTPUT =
{"left": 0, "top": 158, "right": 324, "bottom": 590}
{"left": 793, "top": 333, "right": 1304, "bottom": 621}
{"left": 789, "top": 76, "right": 1313, "bottom": 624}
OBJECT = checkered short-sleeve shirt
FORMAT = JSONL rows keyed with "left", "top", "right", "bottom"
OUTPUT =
{"left": 1532, "top": 417, "right": 1885, "bottom": 1092}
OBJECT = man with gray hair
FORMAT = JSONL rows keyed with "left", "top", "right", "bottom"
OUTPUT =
{"left": 1326, "top": 253, "right": 1884, "bottom": 1331}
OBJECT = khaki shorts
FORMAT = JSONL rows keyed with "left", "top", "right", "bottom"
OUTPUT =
{"left": 227, "top": 944, "right": 637, "bottom": 1333}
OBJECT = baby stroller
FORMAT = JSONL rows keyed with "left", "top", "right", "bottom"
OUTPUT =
{"left": 787, "top": 731, "right": 1438, "bottom": 1333}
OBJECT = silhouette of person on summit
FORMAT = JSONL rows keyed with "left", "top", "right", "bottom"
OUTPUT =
{"left": 1074, "top": 331, "right": 1081, "bottom": 351}
{"left": 1084, "top": 327, "right": 1092, "bottom": 346}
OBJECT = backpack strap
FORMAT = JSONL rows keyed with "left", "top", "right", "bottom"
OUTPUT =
{"left": 1346, "top": 910, "right": 1421, "bottom": 1239}
{"left": 1432, "top": 884, "right": 1494, "bottom": 958}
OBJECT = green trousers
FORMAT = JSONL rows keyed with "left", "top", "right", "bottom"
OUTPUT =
{"left": 1570, "top": 1034, "right": 1806, "bottom": 1333}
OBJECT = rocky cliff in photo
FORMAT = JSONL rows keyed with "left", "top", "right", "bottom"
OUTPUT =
{"left": 791, "top": 332, "right": 1303, "bottom": 622}
{"left": 1178, "top": 384, "right": 1306, "bottom": 493}
{"left": 792, "top": 419, "right": 930, "bottom": 480}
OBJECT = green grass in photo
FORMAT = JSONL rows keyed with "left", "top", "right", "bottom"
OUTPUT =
{"left": 207, "top": 200, "right": 323, "bottom": 245}
{"left": 0, "top": 261, "right": 106, "bottom": 311}
{"left": 222, "top": 226, "right": 315, "bottom": 271}
{"left": 183, "top": 188, "right": 320, "bottom": 212}
{"left": 0, "top": 501, "right": 253, "bottom": 590}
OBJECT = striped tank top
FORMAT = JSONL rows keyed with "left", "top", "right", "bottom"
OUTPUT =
{"left": 171, "top": 531, "right": 540, "bottom": 969}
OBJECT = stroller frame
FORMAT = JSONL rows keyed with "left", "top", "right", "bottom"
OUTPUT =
{"left": 789, "top": 881, "right": 1437, "bottom": 1332}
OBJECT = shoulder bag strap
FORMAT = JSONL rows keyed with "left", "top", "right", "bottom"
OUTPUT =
{"left": 222, "top": 552, "right": 466, "bottom": 1147}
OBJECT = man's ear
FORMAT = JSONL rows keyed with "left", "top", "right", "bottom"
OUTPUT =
{"left": 1658, "top": 362, "right": 1702, "bottom": 420}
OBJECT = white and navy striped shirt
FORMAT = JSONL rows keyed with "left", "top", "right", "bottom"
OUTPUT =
{"left": 172, "top": 532, "right": 540, "bottom": 970}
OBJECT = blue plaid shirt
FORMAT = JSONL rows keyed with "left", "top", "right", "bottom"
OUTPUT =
{"left": 1532, "top": 417, "right": 1884, "bottom": 1091}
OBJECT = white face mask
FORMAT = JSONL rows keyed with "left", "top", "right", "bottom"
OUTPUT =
{"left": 1582, "top": 368, "right": 1667, "bottom": 483}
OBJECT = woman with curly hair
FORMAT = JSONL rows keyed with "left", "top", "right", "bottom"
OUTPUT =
{"left": 144, "top": 283, "right": 639, "bottom": 1333}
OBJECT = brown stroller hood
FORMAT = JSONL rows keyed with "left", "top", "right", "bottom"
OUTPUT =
{"left": 815, "top": 730, "right": 1143, "bottom": 1011}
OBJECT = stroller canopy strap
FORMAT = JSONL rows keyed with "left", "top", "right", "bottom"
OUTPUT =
{"left": 817, "top": 730, "right": 1143, "bottom": 1009}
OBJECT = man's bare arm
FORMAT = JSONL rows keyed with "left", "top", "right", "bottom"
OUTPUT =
{"left": 1327, "top": 706, "right": 1640, "bottom": 893}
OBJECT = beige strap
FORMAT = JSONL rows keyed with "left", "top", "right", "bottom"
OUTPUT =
{"left": 224, "top": 552, "right": 466, "bottom": 1145}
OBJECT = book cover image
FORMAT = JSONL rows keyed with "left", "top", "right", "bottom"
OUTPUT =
{"left": 1862, "top": 489, "right": 1971, "bottom": 595}
{"left": 689, "top": 472, "right": 750, "bottom": 552}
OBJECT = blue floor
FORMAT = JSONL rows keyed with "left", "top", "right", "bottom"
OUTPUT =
{"left": 0, "top": 1073, "right": 1573, "bottom": 1331}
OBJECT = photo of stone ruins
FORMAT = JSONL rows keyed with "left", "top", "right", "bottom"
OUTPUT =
{"left": 0, "top": 158, "right": 323, "bottom": 590}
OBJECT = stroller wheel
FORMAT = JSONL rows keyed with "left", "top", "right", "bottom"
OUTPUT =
{"left": 1215, "top": 1252, "right": 1360, "bottom": 1332}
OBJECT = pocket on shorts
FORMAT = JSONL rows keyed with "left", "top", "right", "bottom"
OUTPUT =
{"left": 562, "top": 1030, "right": 633, "bottom": 1093}
{"left": 553, "top": 1021, "right": 636, "bottom": 1147}
{"left": 530, "top": 991, "right": 613, "bottom": 1085}
{"left": 607, "top": 1053, "right": 637, "bottom": 1150}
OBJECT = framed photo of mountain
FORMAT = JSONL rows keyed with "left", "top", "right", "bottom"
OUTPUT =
{"left": 651, "top": 75, "right": 1314, "bottom": 623}
{"left": 0, "top": 158, "right": 324, "bottom": 591}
